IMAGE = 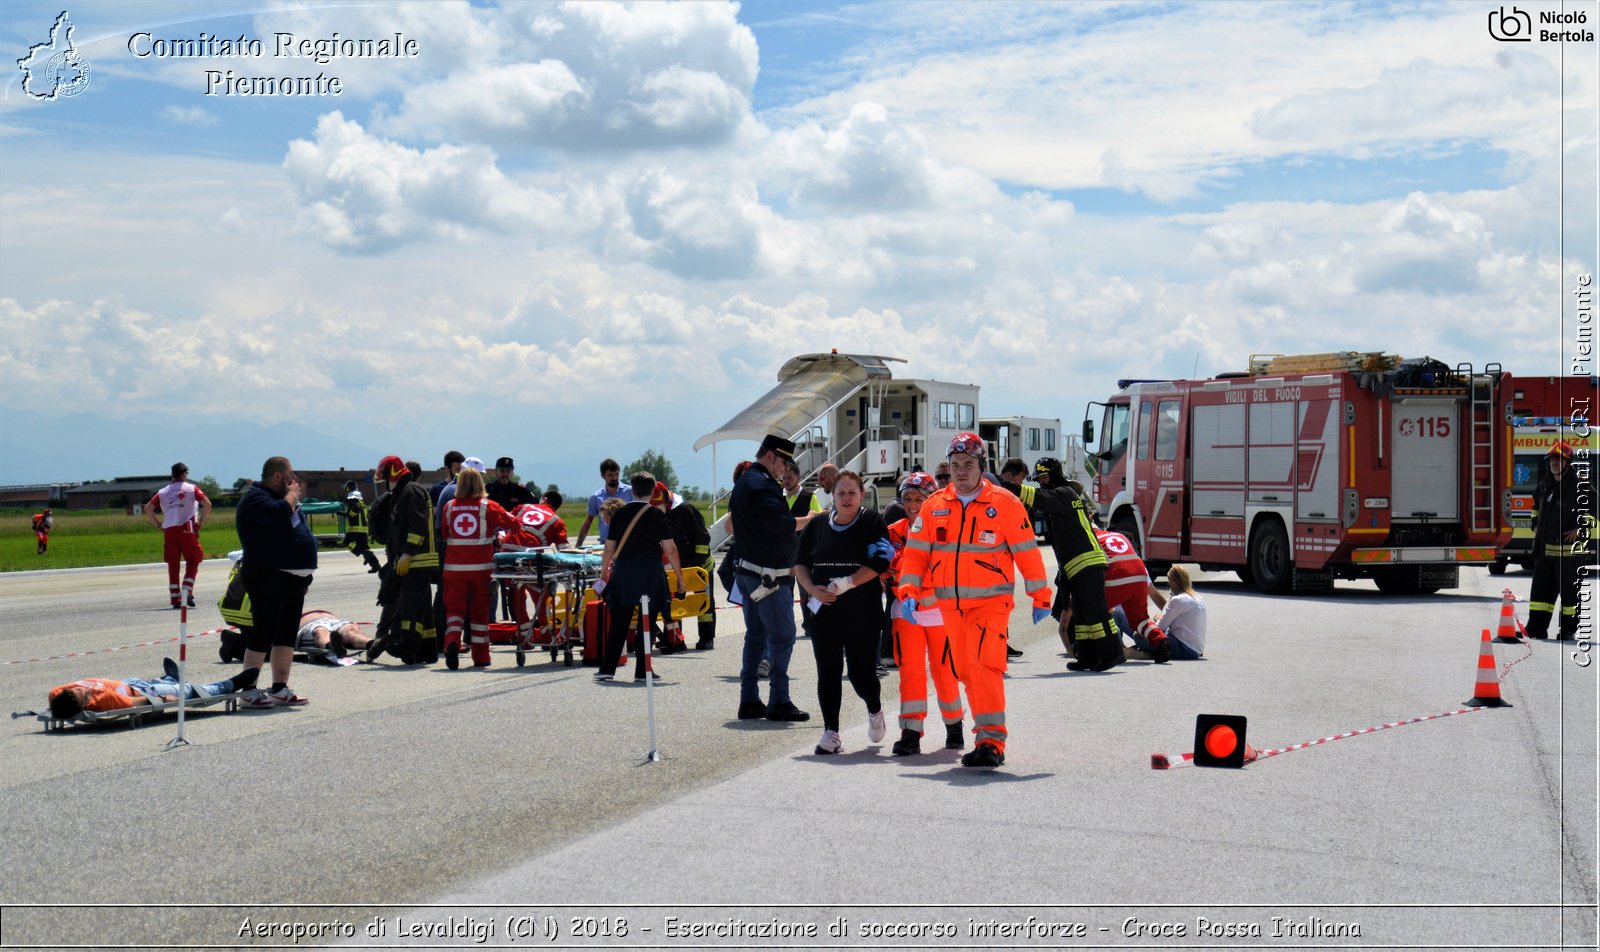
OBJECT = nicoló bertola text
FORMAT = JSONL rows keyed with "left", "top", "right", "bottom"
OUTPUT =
{"left": 126, "top": 31, "right": 420, "bottom": 96}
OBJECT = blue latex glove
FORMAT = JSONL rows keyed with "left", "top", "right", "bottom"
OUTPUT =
{"left": 1032, "top": 607, "right": 1051, "bottom": 625}
{"left": 866, "top": 537, "right": 895, "bottom": 564}
{"left": 899, "top": 596, "right": 920, "bottom": 618}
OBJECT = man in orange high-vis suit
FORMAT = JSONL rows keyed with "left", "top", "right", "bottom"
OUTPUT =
{"left": 148, "top": 462, "right": 212, "bottom": 608}
{"left": 895, "top": 432, "right": 1052, "bottom": 768}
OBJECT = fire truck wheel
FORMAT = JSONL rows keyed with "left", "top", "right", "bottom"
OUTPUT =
{"left": 1487, "top": 559, "right": 1507, "bottom": 576}
{"left": 1249, "top": 519, "right": 1292, "bottom": 595}
{"left": 1111, "top": 514, "right": 1142, "bottom": 556}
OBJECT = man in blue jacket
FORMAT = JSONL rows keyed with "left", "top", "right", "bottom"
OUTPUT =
{"left": 236, "top": 456, "right": 318, "bottom": 707}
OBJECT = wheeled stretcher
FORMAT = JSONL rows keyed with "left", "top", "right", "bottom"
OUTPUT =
{"left": 13, "top": 690, "right": 247, "bottom": 731}
{"left": 491, "top": 549, "right": 711, "bottom": 667}
{"left": 492, "top": 548, "right": 603, "bottom": 667}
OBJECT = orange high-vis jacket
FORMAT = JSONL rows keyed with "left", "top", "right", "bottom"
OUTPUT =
{"left": 895, "top": 480, "right": 1050, "bottom": 611}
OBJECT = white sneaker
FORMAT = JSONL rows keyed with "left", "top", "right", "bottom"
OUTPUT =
{"left": 815, "top": 729, "right": 842, "bottom": 755}
{"left": 867, "top": 709, "right": 886, "bottom": 743}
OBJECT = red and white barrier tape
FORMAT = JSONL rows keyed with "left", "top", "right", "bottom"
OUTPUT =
{"left": 2, "top": 627, "right": 227, "bottom": 665}
{"left": 1153, "top": 706, "right": 1491, "bottom": 769}
{"left": 2, "top": 621, "right": 377, "bottom": 665}
{"left": 1154, "top": 615, "right": 1537, "bottom": 770}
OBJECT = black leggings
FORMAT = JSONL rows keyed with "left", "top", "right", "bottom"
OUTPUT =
{"left": 809, "top": 605, "right": 882, "bottom": 731}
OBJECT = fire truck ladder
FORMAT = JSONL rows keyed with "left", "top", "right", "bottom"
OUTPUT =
{"left": 1460, "top": 361, "right": 1501, "bottom": 533}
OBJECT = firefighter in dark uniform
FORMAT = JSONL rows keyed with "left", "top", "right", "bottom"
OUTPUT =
{"left": 342, "top": 480, "right": 382, "bottom": 573}
{"left": 372, "top": 456, "right": 440, "bottom": 663}
{"left": 1527, "top": 441, "right": 1597, "bottom": 640}
{"left": 1026, "top": 457, "right": 1125, "bottom": 671}
{"left": 662, "top": 482, "right": 717, "bottom": 650}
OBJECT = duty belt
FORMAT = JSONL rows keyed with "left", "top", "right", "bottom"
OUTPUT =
{"left": 736, "top": 560, "right": 792, "bottom": 602}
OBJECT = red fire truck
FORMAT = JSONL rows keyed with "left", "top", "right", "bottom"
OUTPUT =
{"left": 1082, "top": 353, "right": 1510, "bottom": 595}
{"left": 1492, "top": 374, "right": 1599, "bottom": 574}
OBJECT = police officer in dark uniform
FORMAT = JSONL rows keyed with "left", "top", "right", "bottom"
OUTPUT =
{"left": 1528, "top": 441, "right": 1597, "bottom": 640}
{"left": 1027, "top": 457, "right": 1125, "bottom": 671}
{"left": 732, "top": 434, "right": 810, "bottom": 722}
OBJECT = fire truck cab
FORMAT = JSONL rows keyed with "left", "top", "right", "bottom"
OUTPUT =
{"left": 1083, "top": 354, "right": 1511, "bottom": 595}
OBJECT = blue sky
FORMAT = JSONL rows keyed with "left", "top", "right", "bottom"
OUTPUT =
{"left": 1, "top": 1, "right": 1596, "bottom": 491}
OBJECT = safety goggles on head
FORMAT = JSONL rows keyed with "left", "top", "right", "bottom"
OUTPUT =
{"left": 935, "top": 471, "right": 951, "bottom": 483}
{"left": 946, "top": 432, "right": 985, "bottom": 459}
{"left": 898, "top": 472, "right": 937, "bottom": 497}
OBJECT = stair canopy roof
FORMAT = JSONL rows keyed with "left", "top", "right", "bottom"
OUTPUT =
{"left": 693, "top": 352, "right": 903, "bottom": 451}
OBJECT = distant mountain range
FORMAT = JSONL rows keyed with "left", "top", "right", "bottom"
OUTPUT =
{"left": 0, "top": 409, "right": 387, "bottom": 486}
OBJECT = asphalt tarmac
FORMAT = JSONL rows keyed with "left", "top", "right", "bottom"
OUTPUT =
{"left": 1, "top": 554, "right": 1595, "bottom": 950}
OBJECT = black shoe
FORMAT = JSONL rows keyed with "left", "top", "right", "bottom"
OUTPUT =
{"left": 875, "top": 663, "right": 889, "bottom": 678}
{"left": 695, "top": 638, "right": 714, "bottom": 650}
{"left": 219, "top": 628, "right": 244, "bottom": 664}
{"left": 945, "top": 722, "right": 965, "bottom": 750}
{"left": 163, "top": 657, "right": 179, "bottom": 680}
{"left": 445, "top": 643, "right": 460, "bottom": 670}
{"left": 765, "top": 701, "right": 811, "bottom": 722}
{"left": 1152, "top": 637, "right": 1172, "bottom": 664}
{"left": 364, "top": 634, "right": 392, "bottom": 663}
{"left": 594, "top": 670, "right": 615, "bottom": 682}
{"left": 1527, "top": 630, "right": 1549, "bottom": 640}
{"left": 1006, "top": 645, "right": 1023, "bottom": 658}
{"left": 737, "top": 700, "right": 766, "bottom": 720}
{"left": 891, "top": 729, "right": 921, "bottom": 756}
{"left": 187, "top": 594, "right": 196, "bottom": 608}
{"left": 961, "top": 742, "right": 1004, "bottom": 768}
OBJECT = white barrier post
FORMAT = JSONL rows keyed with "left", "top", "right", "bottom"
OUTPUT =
{"left": 641, "top": 595, "right": 661, "bottom": 763}
{"left": 164, "top": 606, "right": 192, "bottom": 750}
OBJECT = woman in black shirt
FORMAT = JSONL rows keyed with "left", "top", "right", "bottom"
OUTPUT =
{"left": 596, "top": 473, "right": 684, "bottom": 681}
{"left": 795, "top": 471, "right": 893, "bottom": 754}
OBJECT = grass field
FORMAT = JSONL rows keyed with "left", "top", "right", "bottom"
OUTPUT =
{"left": 0, "top": 509, "right": 242, "bottom": 572}
{"left": 0, "top": 501, "right": 719, "bottom": 572}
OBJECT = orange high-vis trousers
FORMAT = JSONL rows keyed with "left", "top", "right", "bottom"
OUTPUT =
{"left": 892, "top": 616, "right": 964, "bottom": 734}
{"left": 943, "top": 599, "right": 1011, "bottom": 754}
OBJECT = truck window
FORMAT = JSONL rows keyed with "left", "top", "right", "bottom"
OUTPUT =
{"left": 1156, "top": 400, "right": 1180, "bottom": 460}
{"left": 1100, "top": 403, "right": 1130, "bottom": 464}
{"left": 1137, "top": 402, "right": 1153, "bottom": 461}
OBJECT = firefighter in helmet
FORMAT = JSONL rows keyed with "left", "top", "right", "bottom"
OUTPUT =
{"left": 342, "top": 480, "right": 381, "bottom": 573}
{"left": 1026, "top": 456, "right": 1124, "bottom": 672}
{"left": 1527, "top": 441, "right": 1598, "bottom": 640}
{"left": 372, "top": 456, "right": 440, "bottom": 664}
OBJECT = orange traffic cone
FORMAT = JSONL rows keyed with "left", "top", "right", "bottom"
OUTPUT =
{"left": 1465, "top": 628, "right": 1512, "bottom": 708}
{"left": 1493, "top": 589, "right": 1522, "bottom": 644}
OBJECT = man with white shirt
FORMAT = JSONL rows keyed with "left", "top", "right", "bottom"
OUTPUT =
{"left": 147, "top": 462, "right": 211, "bottom": 608}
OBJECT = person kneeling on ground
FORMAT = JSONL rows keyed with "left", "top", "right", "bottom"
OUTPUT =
{"left": 48, "top": 659, "right": 258, "bottom": 720}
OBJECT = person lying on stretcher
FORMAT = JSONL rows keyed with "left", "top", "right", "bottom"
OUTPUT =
{"left": 220, "top": 610, "right": 375, "bottom": 664}
{"left": 47, "top": 659, "right": 259, "bottom": 720}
